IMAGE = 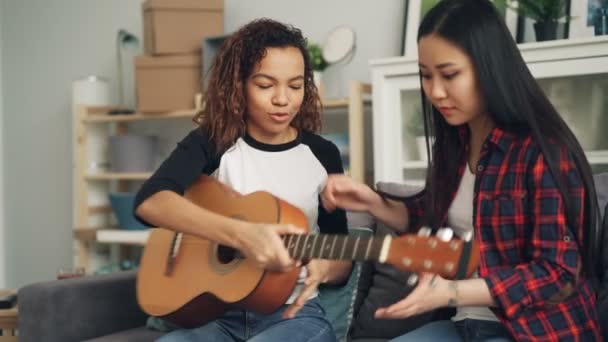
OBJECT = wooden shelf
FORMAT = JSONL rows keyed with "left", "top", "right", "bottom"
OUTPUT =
{"left": 84, "top": 111, "right": 196, "bottom": 123}
{"left": 323, "top": 98, "right": 349, "bottom": 108}
{"left": 96, "top": 229, "right": 149, "bottom": 246}
{"left": 73, "top": 227, "right": 103, "bottom": 242}
{"left": 79, "top": 105, "right": 197, "bottom": 123}
{"left": 0, "top": 289, "right": 18, "bottom": 337}
{"left": 85, "top": 172, "right": 152, "bottom": 180}
{"left": 586, "top": 151, "right": 608, "bottom": 165}
{"left": 403, "top": 180, "right": 425, "bottom": 187}
{"left": 400, "top": 152, "right": 608, "bottom": 171}
{"left": 74, "top": 227, "right": 149, "bottom": 246}
{"left": 80, "top": 98, "right": 368, "bottom": 122}
{"left": 322, "top": 97, "right": 371, "bottom": 109}
{"left": 402, "top": 160, "right": 428, "bottom": 169}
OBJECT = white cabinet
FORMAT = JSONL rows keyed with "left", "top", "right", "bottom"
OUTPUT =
{"left": 370, "top": 36, "right": 608, "bottom": 185}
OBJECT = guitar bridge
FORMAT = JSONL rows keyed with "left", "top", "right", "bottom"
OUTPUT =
{"left": 165, "top": 232, "right": 183, "bottom": 276}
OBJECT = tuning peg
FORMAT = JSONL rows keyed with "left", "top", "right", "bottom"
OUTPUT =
{"left": 462, "top": 231, "right": 473, "bottom": 242}
{"left": 417, "top": 227, "right": 432, "bottom": 237}
{"left": 407, "top": 273, "right": 418, "bottom": 286}
{"left": 436, "top": 227, "right": 454, "bottom": 242}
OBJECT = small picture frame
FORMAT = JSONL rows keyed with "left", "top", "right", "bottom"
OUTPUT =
{"left": 569, "top": 0, "right": 608, "bottom": 38}
{"left": 401, "top": 0, "right": 444, "bottom": 57}
{"left": 400, "top": 0, "right": 521, "bottom": 57}
{"left": 401, "top": 0, "right": 423, "bottom": 57}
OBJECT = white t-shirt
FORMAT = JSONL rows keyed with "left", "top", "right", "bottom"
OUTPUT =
{"left": 136, "top": 129, "right": 348, "bottom": 304}
{"left": 447, "top": 164, "right": 498, "bottom": 322}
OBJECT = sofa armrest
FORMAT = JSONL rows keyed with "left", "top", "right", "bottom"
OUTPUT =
{"left": 18, "top": 270, "right": 147, "bottom": 342}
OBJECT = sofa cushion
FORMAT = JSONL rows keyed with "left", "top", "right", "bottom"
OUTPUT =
{"left": 18, "top": 270, "right": 148, "bottom": 342}
{"left": 349, "top": 226, "right": 435, "bottom": 339}
{"left": 350, "top": 181, "right": 435, "bottom": 339}
{"left": 84, "top": 326, "right": 164, "bottom": 342}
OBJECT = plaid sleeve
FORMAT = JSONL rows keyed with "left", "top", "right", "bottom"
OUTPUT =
{"left": 376, "top": 188, "right": 427, "bottom": 232}
{"left": 403, "top": 190, "right": 427, "bottom": 231}
{"left": 484, "top": 150, "right": 583, "bottom": 319}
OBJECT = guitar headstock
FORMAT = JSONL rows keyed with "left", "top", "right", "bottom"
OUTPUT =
{"left": 385, "top": 227, "right": 479, "bottom": 279}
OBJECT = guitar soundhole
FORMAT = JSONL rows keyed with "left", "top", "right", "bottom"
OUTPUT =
{"left": 217, "top": 245, "right": 237, "bottom": 264}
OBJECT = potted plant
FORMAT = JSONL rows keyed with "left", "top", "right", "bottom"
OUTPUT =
{"left": 500, "top": 0, "right": 570, "bottom": 41}
{"left": 306, "top": 42, "right": 328, "bottom": 92}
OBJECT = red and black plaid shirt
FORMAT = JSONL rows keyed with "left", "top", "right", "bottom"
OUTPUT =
{"left": 403, "top": 126, "right": 601, "bottom": 341}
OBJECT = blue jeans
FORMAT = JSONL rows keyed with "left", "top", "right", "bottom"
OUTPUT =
{"left": 156, "top": 297, "right": 335, "bottom": 342}
{"left": 389, "top": 319, "right": 513, "bottom": 342}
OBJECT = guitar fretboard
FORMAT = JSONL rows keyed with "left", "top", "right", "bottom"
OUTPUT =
{"left": 282, "top": 234, "right": 386, "bottom": 261}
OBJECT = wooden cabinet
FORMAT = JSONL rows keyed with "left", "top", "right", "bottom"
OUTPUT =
{"left": 370, "top": 36, "right": 608, "bottom": 185}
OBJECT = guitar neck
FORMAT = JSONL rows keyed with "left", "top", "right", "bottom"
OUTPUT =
{"left": 282, "top": 234, "right": 388, "bottom": 262}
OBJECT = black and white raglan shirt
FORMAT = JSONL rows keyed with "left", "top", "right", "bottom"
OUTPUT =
{"left": 134, "top": 128, "right": 348, "bottom": 303}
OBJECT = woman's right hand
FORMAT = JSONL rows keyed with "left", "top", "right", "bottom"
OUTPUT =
{"left": 321, "top": 174, "right": 380, "bottom": 213}
{"left": 235, "top": 223, "right": 304, "bottom": 272}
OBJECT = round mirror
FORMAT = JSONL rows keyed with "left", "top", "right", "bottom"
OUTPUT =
{"left": 322, "top": 26, "right": 356, "bottom": 65}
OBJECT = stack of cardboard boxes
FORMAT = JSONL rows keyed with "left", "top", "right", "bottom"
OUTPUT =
{"left": 136, "top": 0, "right": 224, "bottom": 113}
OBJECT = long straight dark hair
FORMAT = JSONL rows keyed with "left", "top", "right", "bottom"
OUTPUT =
{"left": 418, "top": 0, "right": 602, "bottom": 285}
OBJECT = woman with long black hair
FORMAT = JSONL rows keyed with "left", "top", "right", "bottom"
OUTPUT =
{"left": 322, "top": 0, "right": 602, "bottom": 340}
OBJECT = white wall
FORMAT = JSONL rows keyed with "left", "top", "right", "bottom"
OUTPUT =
{"left": 1, "top": 0, "right": 146, "bottom": 287}
{"left": 0, "top": 3, "right": 5, "bottom": 288}
{"left": 224, "top": 0, "right": 405, "bottom": 98}
{"left": 1, "top": 0, "right": 405, "bottom": 287}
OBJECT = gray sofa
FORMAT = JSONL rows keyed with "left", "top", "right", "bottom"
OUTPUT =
{"left": 18, "top": 182, "right": 441, "bottom": 342}
{"left": 17, "top": 178, "right": 608, "bottom": 341}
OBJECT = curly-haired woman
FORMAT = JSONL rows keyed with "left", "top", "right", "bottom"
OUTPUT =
{"left": 135, "top": 18, "right": 350, "bottom": 342}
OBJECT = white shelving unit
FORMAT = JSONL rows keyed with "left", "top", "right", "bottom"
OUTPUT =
{"left": 370, "top": 36, "right": 608, "bottom": 185}
{"left": 72, "top": 105, "right": 197, "bottom": 270}
{"left": 72, "top": 86, "right": 373, "bottom": 271}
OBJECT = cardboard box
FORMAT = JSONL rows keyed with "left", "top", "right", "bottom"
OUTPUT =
{"left": 135, "top": 55, "right": 202, "bottom": 113}
{"left": 143, "top": 0, "right": 224, "bottom": 55}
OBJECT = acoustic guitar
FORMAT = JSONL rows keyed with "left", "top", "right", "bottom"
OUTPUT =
{"left": 137, "top": 175, "right": 479, "bottom": 328}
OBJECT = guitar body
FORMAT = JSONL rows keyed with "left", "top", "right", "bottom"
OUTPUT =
{"left": 137, "top": 176, "right": 309, "bottom": 328}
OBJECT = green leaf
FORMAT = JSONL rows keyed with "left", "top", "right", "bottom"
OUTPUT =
{"left": 306, "top": 42, "right": 328, "bottom": 71}
{"left": 508, "top": 0, "right": 569, "bottom": 22}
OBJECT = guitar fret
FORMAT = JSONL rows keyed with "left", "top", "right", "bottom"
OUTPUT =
{"left": 309, "top": 235, "right": 319, "bottom": 259}
{"left": 352, "top": 236, "right": 360, "bottom": 260}
{"left": 339, "top": 236, "right": 348, "bottom": 260}
{"left": 319, "top": 235, "right": 328, "bottom": 258}
{"left": 293, "top": 235, "right": 304, "bottom": 259}
{"left": 330, "top": 235, "right": 338, "bottom": 259}
{"left": 284, "top": 235, "right": 292, "bottom": 255}
{"left": 285, "top": 234, "right": 386, "bottom": 262}
{"left": 300, "top": 235, "right": 311, "bottom": 259}
{"left": 364, "top": 237, "right": 372, "bottom": 260}
{"left": 372, "top": 237, "right": 385, "bottom": 260}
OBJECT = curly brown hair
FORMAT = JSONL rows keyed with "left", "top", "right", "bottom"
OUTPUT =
{"left": 193, "top": 18, "right": 322, "bottom": 153}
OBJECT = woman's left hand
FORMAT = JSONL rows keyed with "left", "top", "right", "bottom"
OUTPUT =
{"left": 375, "top": 273, "right": 450, "bottom": 319}
{"left": 282, "top": 260, "right": 332, "bottom": 319}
